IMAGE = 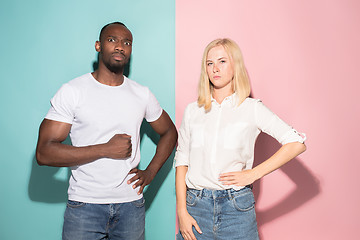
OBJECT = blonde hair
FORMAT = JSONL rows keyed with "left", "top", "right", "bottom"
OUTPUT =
{"left": 197, "top": 38, "right": 251, "bottom": 111}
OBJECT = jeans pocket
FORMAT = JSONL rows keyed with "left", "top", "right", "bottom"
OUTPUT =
{"left": 186, "top": 190, "right": 198, "bottom": 207}
{"left": 131, "top": 197, "right": 145, "bottom": 208}
{"left": 231, "top": 190, "right": 255, "bottom": 212}
{"left": 67, "top": 200, "right": 86, "bottom": 208}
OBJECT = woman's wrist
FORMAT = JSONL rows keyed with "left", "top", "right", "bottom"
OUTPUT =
{"left": 177, "top": 207, "right": 188, "bottom": 215}
{"left": 251, "top": 167, "right": 264, "bottom": 182}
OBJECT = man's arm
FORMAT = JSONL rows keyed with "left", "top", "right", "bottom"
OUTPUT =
{"left": 128, "top": 110, "right": 178, "bottom": 194}
{"left": 36, "top": 119, "right": 132, "bottom": 167}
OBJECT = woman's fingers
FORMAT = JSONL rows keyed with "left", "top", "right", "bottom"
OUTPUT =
{"left": 193, "top": 221, "right": 203, "bottom": 234}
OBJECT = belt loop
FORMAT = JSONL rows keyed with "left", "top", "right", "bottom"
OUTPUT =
{"left": 227, "top": 189, "right": 232, "bottom": 199}
{"left": 199, "top": 189, "right": 203, "bottom": 198}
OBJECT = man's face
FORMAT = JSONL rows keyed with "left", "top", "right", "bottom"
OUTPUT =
{"left": 95, "top": 24, "right": 133, "bottom": 73}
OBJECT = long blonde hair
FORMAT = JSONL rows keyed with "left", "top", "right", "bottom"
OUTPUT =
{"left": 197, "top": 38, "right": 251, "bottom": 111}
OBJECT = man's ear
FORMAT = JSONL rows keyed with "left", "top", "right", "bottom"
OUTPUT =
{"left": 95, "top": 41, "right": 101, "bottom": 53}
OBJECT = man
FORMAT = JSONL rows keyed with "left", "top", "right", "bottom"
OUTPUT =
{"left": 36, "top": 22, "right": 178, "bottom": 240}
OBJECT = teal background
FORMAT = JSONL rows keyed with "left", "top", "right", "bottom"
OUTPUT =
{"left": 0, "top": 0, "right": 176, "bottom": 239}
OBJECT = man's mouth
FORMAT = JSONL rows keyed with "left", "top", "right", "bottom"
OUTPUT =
{"left": 112, "top": 52, "right": 126, "bottom": 61}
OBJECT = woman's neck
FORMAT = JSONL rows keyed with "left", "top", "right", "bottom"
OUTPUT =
{"left": 212, "top": 88, "right": 234, "bottom": 104}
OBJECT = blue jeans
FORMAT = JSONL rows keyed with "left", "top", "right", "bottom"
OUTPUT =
{"left": 177, "top": 187, "right": 259, "bottom": 240}
{"left": 62, "top": 198, "right": 145, "bottom": 240}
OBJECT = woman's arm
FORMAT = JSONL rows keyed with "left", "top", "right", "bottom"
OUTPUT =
{"left": 219, "top": 142, "right": 306, "bottom": 186}
{"left": 176, "top": 166, "right": 202, "bottom": 240}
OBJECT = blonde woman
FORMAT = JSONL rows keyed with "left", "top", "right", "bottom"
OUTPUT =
{"left": 175, "top": 38, "right": 306, "bottom": 240}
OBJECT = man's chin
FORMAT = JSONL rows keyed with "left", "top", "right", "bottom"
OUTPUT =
{"left": 106, "top": 63, "right": 126, "bottom": 74}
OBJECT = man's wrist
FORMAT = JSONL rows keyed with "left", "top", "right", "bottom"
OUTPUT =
{"left": 145, "top": 164, "right": 159, "bottom": 177}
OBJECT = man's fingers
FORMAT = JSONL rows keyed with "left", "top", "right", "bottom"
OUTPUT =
{"left": 126, "top": 147, "right": 132, "bottom": 155}
{"left": 127, "top": 174, "right": 140, "bottom": 184}
{"left": 117, "top": 133, "right": 131, "bottom": 138}
{"left": 132, "top": 178, "right": 144, "bottom": 188}
{"left": 137, "top": 185, "right": 144, "bottom": 195}
{"left": 129, "top": 168, "right": 138, "bottom": 174}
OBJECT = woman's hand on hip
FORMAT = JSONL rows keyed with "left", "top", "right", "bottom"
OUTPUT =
{"left": 219, "top": 169, "right": 258, "bottom": 186}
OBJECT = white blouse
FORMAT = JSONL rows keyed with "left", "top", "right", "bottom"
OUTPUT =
{"left": 174, "top": 95, "right": 306, "bottom": 190}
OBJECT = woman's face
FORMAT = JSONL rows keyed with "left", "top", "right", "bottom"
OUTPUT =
{"left": 206, "top": 45, "right": 234, "bottom": 91}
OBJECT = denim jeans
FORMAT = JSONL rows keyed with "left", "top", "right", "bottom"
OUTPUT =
{"left": 62, "top": 198, "right": 145, "bottom": 240}
{"left": 177, "top": 187, "right": 259, "bottom": 240}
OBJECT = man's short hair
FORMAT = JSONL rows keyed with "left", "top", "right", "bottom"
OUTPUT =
{"left": 99, "top": 22, "right": 128, "bottom": 41}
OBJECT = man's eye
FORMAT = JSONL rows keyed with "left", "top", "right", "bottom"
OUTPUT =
{"left": 108, "top": 38, "right": 115, "bottom": 42}
{"left": 125, "top": 42, "right": 132, "bottom": 46}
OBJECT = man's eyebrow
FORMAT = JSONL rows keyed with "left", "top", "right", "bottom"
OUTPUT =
{"left": 106, "top": 35, "right": 132, "bottom": 41}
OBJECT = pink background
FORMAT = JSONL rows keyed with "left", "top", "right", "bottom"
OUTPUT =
{"left": 175, "top": 0, "right": 360, "bottom": 239}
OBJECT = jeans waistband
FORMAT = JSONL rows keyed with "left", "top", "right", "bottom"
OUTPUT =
{"left": 187, "top": 185, "right": 252, "bottom": 199}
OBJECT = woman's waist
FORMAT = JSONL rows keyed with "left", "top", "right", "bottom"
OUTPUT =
{"left": 186, "top": 185, "right": 253, "bottom": 199}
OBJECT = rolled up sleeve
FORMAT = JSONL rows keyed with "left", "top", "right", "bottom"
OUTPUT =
{"left": 255, "top": 100, "right": 306, "bottom": 145}
{"left": 45, "top": 83, "right": 77, "bottom": 124}
{"left": 174, "top": 105, "right": 191, "bottom": 167}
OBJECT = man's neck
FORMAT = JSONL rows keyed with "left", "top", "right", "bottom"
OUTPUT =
{"left": 92, "top": 65, "right": 124, "bottom": 86}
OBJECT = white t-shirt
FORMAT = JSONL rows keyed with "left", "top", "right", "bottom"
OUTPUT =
{"left": 174, "top": 95, "right": 306, "bottom": 190}
{"left": 45, "top": 73, "right": 163, "bottom": 203}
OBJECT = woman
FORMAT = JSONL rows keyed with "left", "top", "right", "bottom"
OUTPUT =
{"left": 175, "top": 38, "right": 306, "bottom": 240}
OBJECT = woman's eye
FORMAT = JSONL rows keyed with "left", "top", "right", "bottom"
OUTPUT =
{"left": 207, "top": 62, "right": 213, "bottom": 66}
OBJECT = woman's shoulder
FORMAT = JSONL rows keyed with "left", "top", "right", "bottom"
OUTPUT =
{"left": 243, "top": 97, "right": 262, "bottom": 105}
{"left": 182, "top": 100, "right": 206, "bottom": 116}
{"left": 187, "top": 100, "right": 200, "bottom": 107}
{"left": 184, "top": 100, "right": 201, "bottom": 112}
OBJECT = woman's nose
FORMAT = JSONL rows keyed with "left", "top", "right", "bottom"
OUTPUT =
{"left": 213, "top": 64, "right": 219, "bottom": 73}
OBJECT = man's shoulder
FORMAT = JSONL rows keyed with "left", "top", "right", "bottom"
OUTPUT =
{"left": 124, "top": 77, "right": 153, "bottom": 99}
{"left": 67, "top": 73, "right": 92, "bottom": 87}
{"left": 125, "top": 77, "right": 149, "bottom": 90}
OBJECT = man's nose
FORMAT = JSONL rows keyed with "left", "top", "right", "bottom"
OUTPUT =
{"left": 115, "top": 42, "right": 125, "bottom": 51}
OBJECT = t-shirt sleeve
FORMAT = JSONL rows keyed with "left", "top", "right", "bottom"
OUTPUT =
{"left": 144, "top": 90, "right": 163, "bottom": 122}
{"left": 174, "top": 104, "right": 191, "bottom": 167}
{"left": 255, "top": 100, "right": 306, "bottom": 145}
{"left": 45, "top": 83, "right": 77, "bottom": 124}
